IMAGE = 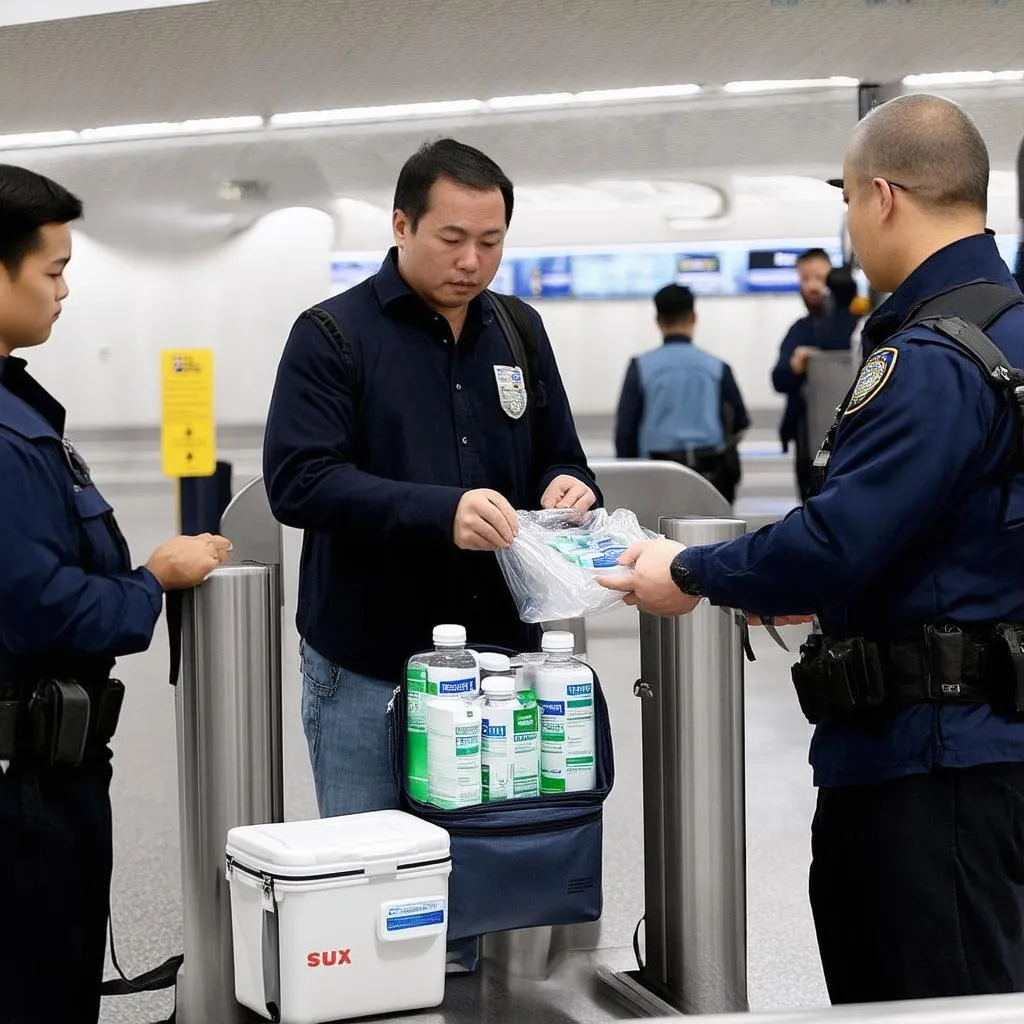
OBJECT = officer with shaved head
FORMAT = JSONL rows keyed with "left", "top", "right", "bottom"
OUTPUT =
{"left": 601, "top": 94, "right": 1024, "bottom": 1004}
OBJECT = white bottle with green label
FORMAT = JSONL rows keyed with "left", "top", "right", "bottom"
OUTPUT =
{"left": 534, "top": 631, "right": 597, "bottom": 794}
{"left": 405, "top": 625, "right": 479, "bottom": 803}
{"left": 481, "top": 676, "right": 540, "bottom": 801}
{"left": 426, "top": 697, "right": 482, "bottom": 809}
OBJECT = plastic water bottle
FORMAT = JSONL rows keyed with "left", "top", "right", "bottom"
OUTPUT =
{"left": 478, "top": 652, "right": 512, "bottom": 682}
{"left": 406, "top": 625, "right": 479, "bottom": 803}
{"left": 534, "top": 631, "right": 596, "bottom": 794}
{"left": 426, "top": 698, "right": 482, "bottom": 809}
{"left": 481, "top": 676, "right": 540, "bottom": 801}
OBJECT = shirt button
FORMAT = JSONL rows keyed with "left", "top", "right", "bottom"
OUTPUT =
{"left": 455, "top": 383, "right": 463, "bottom": 391}
{"left": 461, "top": 436, "right": 469, "bottom": 445}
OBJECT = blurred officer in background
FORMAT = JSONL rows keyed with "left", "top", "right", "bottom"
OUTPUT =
{"left": 615, "top": 283, "right": 749, "bottom": 504}
{"left": 0, "top": 165, "right": 231, "bottom": 1024}
{"left": 772, "top": 248, "right": 861, "bottom": 502}
{"left": 601, "top": 94, "right": 1024, "bottom": 1005}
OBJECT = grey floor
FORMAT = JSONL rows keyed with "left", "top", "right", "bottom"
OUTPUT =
{"left": 80, "top": 428, "right": 830, "bottom": 1024}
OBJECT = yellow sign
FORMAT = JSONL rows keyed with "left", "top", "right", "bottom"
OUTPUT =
{"left": 160, "top": 349, "right": 216, "bottom": 477}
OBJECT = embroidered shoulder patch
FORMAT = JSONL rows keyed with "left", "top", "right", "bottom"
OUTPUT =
{"left": 843, "top": 347, "right": 898, "bottom": 416}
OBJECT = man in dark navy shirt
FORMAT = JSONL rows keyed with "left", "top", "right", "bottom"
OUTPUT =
{"left": 603, "top": 96, "right": 1024, "bottom": 1005}
{"left": 263, "top": 140, "right": 599, "bottom": 836}
{"left": 615, "top": 284, "right": 749, "bottom": 503}
{"left": 772, "top": 248, "right": 861, "bottom": 502}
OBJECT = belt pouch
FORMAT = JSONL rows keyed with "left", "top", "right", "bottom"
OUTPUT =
{"left": 995, "top": 624, "right": 1024, "bottom": 712}
{"left": 91, "top": 678, "right": 125, "bottom": 747}
{"left": 29, "top": 680, "right": 91, "bottom": 766}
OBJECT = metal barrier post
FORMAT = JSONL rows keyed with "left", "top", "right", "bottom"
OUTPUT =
{"left": 601, "top": 515, "right": 747, "bottom": 1017}
{"left": 174, "top": 479, "right": 285, "bottom": 1023}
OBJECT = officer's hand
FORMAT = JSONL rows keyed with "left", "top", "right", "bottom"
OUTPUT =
{"left": 597, "top": 539, "right": 700, "bottom": 617}
{"left": 146, "top": 533, "right": 233, "bottom": 590}
{"left": 454, "top": 490, "right": 519, "bottom": 551}
{"left": 540, "top": 475, "right": 597, "bottom": 514}
{"left": 790, "top": 347, "right": 815, "bottom": 375}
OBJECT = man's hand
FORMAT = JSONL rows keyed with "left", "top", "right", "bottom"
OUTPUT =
{"left": 454, "top": 489, "right": 519, "bottom": 551}
{"left": 790, "top": 346, "right": 815, "bottom": 375}
{"left": 146, "top": 533, "right": 232, "bottom": 590}
{"left": 597, "top": 539, "right": 701, "bottom": 617}
{"left": 540, "top": 475, "right": 597, "bottom": 514}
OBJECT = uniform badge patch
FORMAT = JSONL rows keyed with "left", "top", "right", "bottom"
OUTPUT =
{"left": 494, "top": 364, "right": 527, "bottom": 420}
{"left": 843, "top": 347, "right": 898, "bottom": 416}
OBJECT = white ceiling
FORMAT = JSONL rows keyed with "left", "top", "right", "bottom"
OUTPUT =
{"left": 1, "top": 0, "right": 1022, "bottom": 251}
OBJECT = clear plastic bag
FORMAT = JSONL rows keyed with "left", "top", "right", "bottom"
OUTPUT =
{"left": 495, "top": 508, "right": 659, "bottom": 623}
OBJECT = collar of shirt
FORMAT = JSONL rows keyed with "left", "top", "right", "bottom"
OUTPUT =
{"left": 372, "top": 246, "right": 489, "bottom": 337}
{"left": 0, "top": 354, "right": 66, "bottom": 439}
{"left": 662, "top": 333, "right": 692, "bottom": 345}
{"left": 861, "top": 233, "right": 1017, "bottom": 351}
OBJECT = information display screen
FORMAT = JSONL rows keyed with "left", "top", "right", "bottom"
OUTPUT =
{"left": 331, "top": 234, "right": 1020, "bottom": 300}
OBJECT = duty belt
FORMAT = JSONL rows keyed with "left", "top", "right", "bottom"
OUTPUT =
{"left": 0, "top": 676, "right": 125, "bottom": 765}
{"left": 791, "top": 624, "right": 1024, "bottom": 724}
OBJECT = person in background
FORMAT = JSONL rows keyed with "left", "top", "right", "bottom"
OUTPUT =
{"left": 615, "top": 283, "right": 749, "bottom": 504}
{"left": 262, "top": 139, "right": 599, "bottom": 971}
{"left": 601, "top": 94, "right": 1024, "bottom": 1007}
{"left": 771, "top": 248, "right": 860, "bottom": 502}
{"left": 0, "top": 164, "right": 231, "bottom": 1024}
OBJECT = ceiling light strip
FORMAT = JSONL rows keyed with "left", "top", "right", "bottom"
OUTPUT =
{"left": 2, "top": 69, "right": 1023, "bottom": 153}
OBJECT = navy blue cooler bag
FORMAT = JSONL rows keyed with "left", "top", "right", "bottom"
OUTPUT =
{"left": 387, "top": 645, "right": 615, "bottom": 940}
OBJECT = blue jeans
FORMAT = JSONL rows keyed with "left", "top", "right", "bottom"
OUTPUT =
{"left": 299, "top": 641, "right": 478, "bottom": 971}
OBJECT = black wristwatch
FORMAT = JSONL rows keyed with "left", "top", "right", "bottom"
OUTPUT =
{"left": 670, "top": 556, "right": 705, "bottom": 598}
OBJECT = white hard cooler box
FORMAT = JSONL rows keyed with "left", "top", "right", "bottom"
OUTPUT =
{"left": 225, "top": 810, "right": 452, "bottom": 1024}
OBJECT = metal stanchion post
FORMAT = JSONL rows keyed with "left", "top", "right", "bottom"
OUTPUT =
{"left": 600, "top": 515, "right": 747, "bottom": 1017}
{"left": 173, "top": 562, "right": 284, "bottom": 1023}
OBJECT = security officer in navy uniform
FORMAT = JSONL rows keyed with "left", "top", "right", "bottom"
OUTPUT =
{"left": 601, "top": 94, "right": 1024, "bottom": 1004}
{"left": 0, "top": 165, "right": 231, "bottom": 1024}
{"left": 614, "top": 283, "right": 750, "bottom": 503}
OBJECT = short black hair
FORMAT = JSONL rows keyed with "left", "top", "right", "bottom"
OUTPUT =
{"left": 797, "top": 248, "right": 831, "bottom": 265}
{"left": 850, "top": 93, "right": 989, "bottom": 213}
{"left": 654, "top": 284, "right": 695, "bottom": 323}
{"left": 0, "top": 165, "right": 82, "bottom": 276}
{"left": 394, "top": 139, "right": 514, "bottom": 230}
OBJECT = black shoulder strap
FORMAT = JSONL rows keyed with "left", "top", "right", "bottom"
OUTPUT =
{"left": 487, "top": 291, "right": 540, "bottom": 403}
{"left": 900, "top": 281, "right": 1024, "bottom": 478}
{"left": 899, "top": 281, "right": 1024, "bottom": 383}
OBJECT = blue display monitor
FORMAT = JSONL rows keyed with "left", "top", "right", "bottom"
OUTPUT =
{"left": 331, "top": 235, "right": 1019, "bottom": 300}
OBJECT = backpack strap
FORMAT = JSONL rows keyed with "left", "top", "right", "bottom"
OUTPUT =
{"left": 300, "top": 305, "right": 364, "bottom": 419}
{"left": 487, "top": 291, "right": 541, "bottom": 407}
{"left": 898, "top": 281, "right": 1024, "bottom": 475}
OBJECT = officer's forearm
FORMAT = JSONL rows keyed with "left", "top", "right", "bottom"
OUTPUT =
{"left": 674, "top": 507, "right": 862, "bottom": 616}
{"left": 265, "top": 456, "right": 465, "bottom": 542}
{"left": 0, "top": 567, "right": 163, "bottom": 659}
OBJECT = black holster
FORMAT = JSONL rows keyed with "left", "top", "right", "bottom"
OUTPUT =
{"left": 10, "top": 677, "right": 126, "bottom": 766}
{"left": 791, "top": 634, "right": 886, "bottom": 724}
